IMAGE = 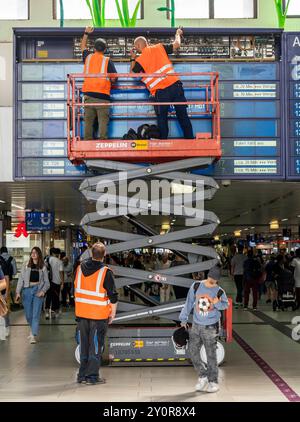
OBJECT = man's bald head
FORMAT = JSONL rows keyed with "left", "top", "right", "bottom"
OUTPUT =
{"left": 134, "top": 36, "right": 148, "bottom": 53}
{"left": 92, "top": 242, "right": 106, "bottom": 261}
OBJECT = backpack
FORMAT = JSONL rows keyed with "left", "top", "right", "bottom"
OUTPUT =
{"left": 0, "top": 256, "right": 14, "bottom": 280}
{"left": 45, "top": 256, "right": 53, "bottom": 282}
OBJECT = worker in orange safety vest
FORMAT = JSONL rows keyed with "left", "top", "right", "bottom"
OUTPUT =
{"left": 81, "top": 27, "right": 118, "bottom": 140}
{"left": 130, "top": 28, "right": 194, "bottom": 140}
{"left": 74, "top": 242, "right": 118, "bottom": 385}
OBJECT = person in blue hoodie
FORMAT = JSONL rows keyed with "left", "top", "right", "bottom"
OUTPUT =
{"left": 179, "top": 265, "right": 228, "bottom": 393}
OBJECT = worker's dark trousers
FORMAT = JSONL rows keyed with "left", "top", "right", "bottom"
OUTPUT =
{"left": 77, "top": 317, "right": 108, "bottom": 381}
{"left": 154, "top": 81, "right": 194, "bottom": 139}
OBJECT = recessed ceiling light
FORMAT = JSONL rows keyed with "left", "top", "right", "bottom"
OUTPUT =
{"left": 0, "top": 200, "right": 6, "bottom": 204}
{"left": 281, "top": 218, "right": 288, "bottom": 222}
{"left": 70, "top": 223, "right": 75, "bottom": 226}
{"left": 11, "top": 203, "right": 24, "bottom": 210}
{"left": 61, "top": 220, "right": 66, "bottom": 223}
{"left": 297, "top": 215, "right": 300, "bottom": 218}
{"left": 251, "top": 227, "right": 255, "bottom": 229}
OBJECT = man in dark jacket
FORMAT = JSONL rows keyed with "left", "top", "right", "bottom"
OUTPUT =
{"left": 243, "top": 250, "right": 262, "bottom": 311}
{"left": 74, "top": 242, "right": 118, "bottom": 385}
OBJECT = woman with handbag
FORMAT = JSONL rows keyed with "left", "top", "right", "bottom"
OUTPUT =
{"left": 15, "top": 247, "right": 50, "bottom": 344}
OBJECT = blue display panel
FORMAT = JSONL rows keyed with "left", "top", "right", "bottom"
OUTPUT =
{"left": 285, "top": 33, "right": 300, "bottom": 179}
{"left": 14, "top": 30, "right": 283, "bottom": 180}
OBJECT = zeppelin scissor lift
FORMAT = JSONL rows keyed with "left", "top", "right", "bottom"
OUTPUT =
{"left": 68, "top": 71, "right": 232, "bottom": 365}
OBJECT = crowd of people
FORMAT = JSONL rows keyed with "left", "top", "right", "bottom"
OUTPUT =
{"left": 0, "top": 246, "right": 75, "bottom": 343}
{"left": 229, "top": 247, "right": 300, "bottom": 311}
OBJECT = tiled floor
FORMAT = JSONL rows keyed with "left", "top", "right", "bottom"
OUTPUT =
{"left": 0, "top": 277, "right": 300, "bottom": 402}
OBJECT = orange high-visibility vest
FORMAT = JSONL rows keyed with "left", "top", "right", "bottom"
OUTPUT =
{"left": 135, "top": 43, "right": 179, "bottom": 95}
{"left": 82, "top": 52, "right": 111, "bottom": 96}
{"left": 74, "top": 265, "right": 111, "bottom": 320}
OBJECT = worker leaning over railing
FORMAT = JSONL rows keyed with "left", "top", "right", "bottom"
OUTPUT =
{"left": 81, "top": 27, "right": 118, "bottom": 140}
{"left": 130, "top": 27, "right": 194, "bottom": 140}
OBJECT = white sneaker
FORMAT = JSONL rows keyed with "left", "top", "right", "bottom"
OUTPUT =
{"left": 27, "top": 330, "right": 33, "bottom": 339}
{"left": 5, "top": 327, "right": 10, "bottom": 338}
{"left": 206, "top": 382, "right": 219, "bottom": 393}
{"left": 45, "top": 311, "right": 50, "bottom": 320}
{"left": 29, "top": 335, "right": 37, "bottom": 344}
{"left": 195, "top": 377, "right": 208, "bottom": 392}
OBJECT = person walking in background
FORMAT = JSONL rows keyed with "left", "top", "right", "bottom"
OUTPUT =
{"left": 74, "top": 242, "right": 118, "bottom": 385}
{"left": 230, "top": 246, "right": 247, "bottom": 309}
{"left": 0, "top": 247, "right": 17, "bottom": 338}
{"left": 61, "top": 255, "right": 74, "bottom": 308}
{"left": 170, "top": 255, "right": 191, "bottom": 299}
{"left": 179, "top": 265, "right": 228, "bottom": 393}
{"left": 45, "top": 248, "right": 64, "bottom": 319}
{"left": 243, "top": 250, "right": 263, "bottom": 311}
{"left": 290, "top": 248, "right": 300, "bottom": 309}
{"left": 156, "top": 252, "right": 173, "bottom": 302}
{"left": 15, "top": 247, "right": 49, "bottom": 344}
{"left": 265, "top": 254, "right": 278, "bottom": 310}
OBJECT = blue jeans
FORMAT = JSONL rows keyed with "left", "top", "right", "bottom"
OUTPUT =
{"left": 22, "top": 286, "right": 44, "bottom": 336}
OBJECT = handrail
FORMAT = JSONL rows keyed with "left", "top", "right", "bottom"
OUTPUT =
{"left": 66, "top": 71, "right": 221, "bottom": 163}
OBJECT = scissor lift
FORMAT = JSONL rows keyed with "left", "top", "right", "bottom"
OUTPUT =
{"left": 68, "top": 71, "right": 232, "bottom": 365}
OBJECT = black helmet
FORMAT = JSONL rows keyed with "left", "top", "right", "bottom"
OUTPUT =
{"left": 94, "top": 38, "right": 107, "bottom": 52}
{"left": 172, "top": 326, "right": 189, "bottom": 348}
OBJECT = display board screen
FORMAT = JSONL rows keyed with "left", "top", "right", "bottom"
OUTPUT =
{"left": 284, "top": 33, "right": 300, "bottom": 179}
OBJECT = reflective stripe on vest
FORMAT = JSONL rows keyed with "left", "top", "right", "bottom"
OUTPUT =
{"left": 143, "top": 63, "right": 173, "bottom": 85}
{"left": 74, "top": 266, "right": 110, "bottom": 311}
{"left": 82, "top": 53, "right": 110, "bottom": 95}
{"left": 148, "top": 69, "right": 175, "bottom": 89}
{"left": 85, "top": 54, "right": 109, "bottom": 80}
{"left": 75, "top": 297, "right": 110, "bottom": 306}
{"left": 135, "top": 44, "right": 179, "bottom": 95}
{"left": 75, "top": 267, "right": 107, "bottom": 298}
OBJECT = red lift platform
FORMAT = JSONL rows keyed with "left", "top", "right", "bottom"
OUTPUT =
{"left": 67, "top": 72, "right": 221, "bottom": 163}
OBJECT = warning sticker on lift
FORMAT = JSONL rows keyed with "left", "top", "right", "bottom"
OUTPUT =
{"left": 131, "top": 140, "right": 149, "bottom": 150}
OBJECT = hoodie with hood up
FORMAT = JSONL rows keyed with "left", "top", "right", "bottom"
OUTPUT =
{"left": 80, "top": 258, "right": 118, "bottom": 305}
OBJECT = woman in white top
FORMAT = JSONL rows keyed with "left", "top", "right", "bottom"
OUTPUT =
{"left": 15, "top": 247, "right": 49, "bottom": 343}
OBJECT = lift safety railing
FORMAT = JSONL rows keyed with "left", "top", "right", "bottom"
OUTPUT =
{"left": 68, "top": 71, "right": 225, "bottom": 334}
{"left": 67, "top": 71, "right": 221, "bottom": 163}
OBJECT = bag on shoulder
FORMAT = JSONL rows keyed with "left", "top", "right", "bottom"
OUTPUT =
{"left": 0, "top": 295, "right": 8, "bottom": 317}
{"left": 45, "top": 256, "right": 53, "bottom": 282}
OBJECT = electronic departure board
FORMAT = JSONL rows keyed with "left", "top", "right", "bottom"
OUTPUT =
{"left": 284, "top": 32, "right": 300, "bottom": 180}
{"left": 14, "top": 28, "right": 283, "bottom": 180}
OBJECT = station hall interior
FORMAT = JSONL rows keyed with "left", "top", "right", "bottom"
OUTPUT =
{"left": 1, "top": 0, "right": 300, "bottom": 404}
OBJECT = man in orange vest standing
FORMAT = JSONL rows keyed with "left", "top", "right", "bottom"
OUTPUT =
{"left": 74, "top": 242, "right": 118, "bottom": 385}
{"left": 81, "top": 27, "right": 118, "bottom": 140}
{"left": 130, "top": 28, "right": 194, "bottom": 140}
